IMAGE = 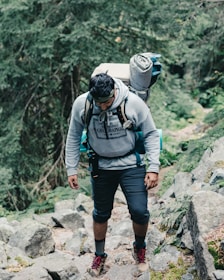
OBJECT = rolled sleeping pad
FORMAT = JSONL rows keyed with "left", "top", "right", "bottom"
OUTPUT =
{"left": 129, "top": 53, "right": 153, "bottom": 92}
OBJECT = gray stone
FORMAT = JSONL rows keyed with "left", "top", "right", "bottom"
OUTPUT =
{"left": 0, "top": 269, "right": 14, "bottom": 280}
{"left": 146, "top": 225, "right": 166, "bottom": 256}
{"left": 51, "top": 209, "right": 85, "bottom": 230}
{"left": 110, "top": 218, "right": 133, "bottom": 236}
{"left": 54, "top": 199, "right": 76, "bottom": 212}
{"left": 106, "top": 264, "right": 140, "bottom": 280}
{"left": 180, "top": 230, "right": 194, "bottom": 251}
{"left": 187, "top": 191, "right": 224, "bottom": 280}
{"left": 73, "top": 193, "right": 93, "bottom": 213}
{"left": 209, "top": 168, "right": 224, "bottom": 185}
{"left": 1, "top": 137, "right": 224, "bottom": 279}
{"left": 106, "top": 235, "right": 130, "bottom": 251}
{"left": 181, "top": 273, "right": 194, "bottom": 280}
{"left": 32, "top": 212, "right": 55, "bottom": 227}
{"left": 192, "top": 137, "right": 224, "bottom": 183}
{"left": 8, "top": 220, "right": 55, "bottom": 258}
{"left": 149, "top": 250, "right": 180, "bottom": 271}
{"left": 12, "top": 251, "right": 80, "bottom": 280}
{"left": 0, "top": 241, "right": 32, "bottom": 269}
{"left": 0, "top": 224, "right": 15, "bottom": 243}
{"left": 213, "top": 270, "right": 224, "bottom": 280}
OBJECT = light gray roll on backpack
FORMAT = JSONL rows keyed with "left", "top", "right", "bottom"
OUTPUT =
{"left": 129, "top": 53, "right": 153, "bottom": 92}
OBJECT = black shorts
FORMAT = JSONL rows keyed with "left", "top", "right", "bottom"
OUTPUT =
{"left": 91, "top": 166, "right": 149, "bottom": 225}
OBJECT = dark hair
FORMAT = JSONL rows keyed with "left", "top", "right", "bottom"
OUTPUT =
{"left": 89, "top": 73, "right": 115, "bottom": 99}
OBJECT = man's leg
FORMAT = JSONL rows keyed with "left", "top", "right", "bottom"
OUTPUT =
{"left": 120, "top": 166, "right": 149, "bottom": 272}
{"left": 93, "top": 221, "right": 107, "bottom": 255}
{"left": 133, "top": 222, "right": 148, "bottom": 248}
{"left": 88, "top": 170, "right": 118, "bottom": 276}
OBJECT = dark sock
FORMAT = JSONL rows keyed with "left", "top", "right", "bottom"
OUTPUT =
{"left": 95, "top": 239, "right": 105, "bottom": 256}
{"left": 134, "top": 235, "right": 146, "bottom": 249}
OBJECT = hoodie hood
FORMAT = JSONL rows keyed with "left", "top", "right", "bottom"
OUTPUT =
{"left": 110, "top": 78, "right": 129, "bottom": 110}
{"left": 93, "top": 78, "right": 130, "bottom": 126}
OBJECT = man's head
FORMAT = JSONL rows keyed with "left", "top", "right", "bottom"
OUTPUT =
{"left": 89, "top": 73, "right": 115, "bottom": 103}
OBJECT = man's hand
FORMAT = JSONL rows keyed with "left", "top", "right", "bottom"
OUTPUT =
{"left": 144, "top": 172, "right": 159, "bottom": 190}
{"left": 68, "top": 174, "right": 79, "bottom": 190}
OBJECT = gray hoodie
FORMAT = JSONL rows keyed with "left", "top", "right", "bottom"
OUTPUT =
{"left": 65, "top": 78, "right": 160, "bottom": 176}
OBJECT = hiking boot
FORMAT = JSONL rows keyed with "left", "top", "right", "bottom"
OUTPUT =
{"left": 87, "top": 253, "right": 107, "bottom": 277}
{"left": 132, "top": 245, "right": 148, "bottom": 272}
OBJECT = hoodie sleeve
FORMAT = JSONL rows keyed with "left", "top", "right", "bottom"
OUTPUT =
{"left": 65, "top": 94, "right": 86, "bottom": 176}
{"left": 126, "top": 94, "right": 160, "bottom": 173}
{"left": 141, "top": 112, "right": 160, "bottom": 173}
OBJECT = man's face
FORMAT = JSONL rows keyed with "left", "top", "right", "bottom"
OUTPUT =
{"left": 96, "top": 95, "right": 115, "bottom": 111}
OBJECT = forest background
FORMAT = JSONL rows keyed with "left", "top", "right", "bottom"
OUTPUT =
{"left": 0, "top": 0, "right": 223, "bottom": 218}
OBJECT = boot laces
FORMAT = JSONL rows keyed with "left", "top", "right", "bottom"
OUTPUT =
{"left": 137, "top": 248, "right": 146, "bottom": 263}
{"left": 92, "top": 255, "right": 103, "bottom": 269}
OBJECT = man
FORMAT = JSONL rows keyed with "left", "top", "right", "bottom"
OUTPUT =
{"left": 65, "top": 73, "right": 160, "bottom": 276}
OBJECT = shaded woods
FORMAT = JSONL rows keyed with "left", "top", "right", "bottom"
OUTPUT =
{"left": 0, "top": 0, "right": 223, "bottom": 215}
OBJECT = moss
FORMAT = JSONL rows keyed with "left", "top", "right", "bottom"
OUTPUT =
{"left": 150, "top": 257, "right": 188, "bottom": 280}
{"left": 14, "top": 256, "right": 30, "bottom": 267}
{"left": 215, "top": 160, "right": 224, "bottom": 168}
{"left": 219, "top": 180, "right": 224, "bottom": 188}
{"left": 158, "top": 168, "right": 176, "bottom": 197}
{"left": 6, "top": 256, "right": 32, "bottom": 273}
{"left": 208, "top": 242, "right": 224, "bottom": 270}
{"left": 206, "top": 224, "right": 224, "bottom": 270}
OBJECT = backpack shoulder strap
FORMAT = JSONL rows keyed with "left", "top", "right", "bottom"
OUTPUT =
{"left": 117, "top": 98, "right": 133, "bottom": 129}
{"left": 84, "top": 94, "right": 133, "bottom": 130}
{"left": 84, "top": 93, "right": 94, "bottom": 128}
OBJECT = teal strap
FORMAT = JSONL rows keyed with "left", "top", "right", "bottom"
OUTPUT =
{"left": 135, "top": 152, "right": 142, "bottom": 167}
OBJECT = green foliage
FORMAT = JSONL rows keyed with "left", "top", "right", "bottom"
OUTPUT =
{"left": 219, "top": 180, "right": 224, "bottom": 188}
{"left": 204, "top": 108, "right": 224, "bottom": 126}
{"left": 198, "top": 86, "right": 224, "bottom": 108}
{"left": 208, "top": 241, "right": 224, "bottom": 270}
{"left": 0, "top": 0, "right": 166, "bottom": 211}
{"left": 159, "top": 197, "right": 191, "bottom": 231}
{"left": 25, "top": 175, "right": 91, "bottom": 214}
{"left": 0, "top": 0, "right": 223, "bottom": 214}
{"left": 160, "top": 150, "right": 178, "bottom": 168}
{"left": 175, "top": 115, "right": 224, "bottom": 173}
{"left": 176, "top": 137, "right": 211, "bottom": 172}
{"left": 158, "top": 168, "right": 176, "bottom": 197}
{"left": 0, "top": 167, "right": 32, "bottom": 212}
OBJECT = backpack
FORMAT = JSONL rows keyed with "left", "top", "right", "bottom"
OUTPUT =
{"left": 80, "top": 52, "right": 162, "bottom": 153}
{"left": 91, "top": 52, "right": 162, "bottom": 101}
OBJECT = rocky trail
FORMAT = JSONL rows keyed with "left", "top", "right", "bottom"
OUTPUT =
{"left": 2, "top": 108, "right": 224, "bottom": 280}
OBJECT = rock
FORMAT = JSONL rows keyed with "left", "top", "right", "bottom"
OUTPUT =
{"left": 11, "top": 251, "right": 80, "bottom": 280}
{"left": 0, "top": 241, "right": 32, "bottom": 269}
{"left": 8, "top": 220, "right": 55, "bottom": 258}
{"left": 213, "top": 270, "right": 224, "bottom": 280}
{"left": 51, "top": 209, "right": 85, "bottom": 230}
{"left": 192, "top": 137, "right": 224, "bottom": 183}
{"left": 0, "top": 136, "right": 223, "bottom": 279}
{"left": 149, "top": 251, "right": 179, "bottom": 271}
{"left": 187, "top": 191, "right": 224, "bottom": 280}
{"left": 110, "top": 218, "right": 133, "bottom": 237}
{"left": 209, "top": 168, "right": 224, "bottom": 185}
{"left": 0, "top": 223, "right": 15, "bottom": 243}
{"left": 181, "top": 273, "right": 194, "bottom": 280}
{"left": 146, "top": 224, "right": 166, "bottom": 256}
{"left": 0, "top": 268, "right": 14, "bottom": 280}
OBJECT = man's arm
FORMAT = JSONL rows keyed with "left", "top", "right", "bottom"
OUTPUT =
{"left": 65, "top": 95, "right": 86, "bottom": 182}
